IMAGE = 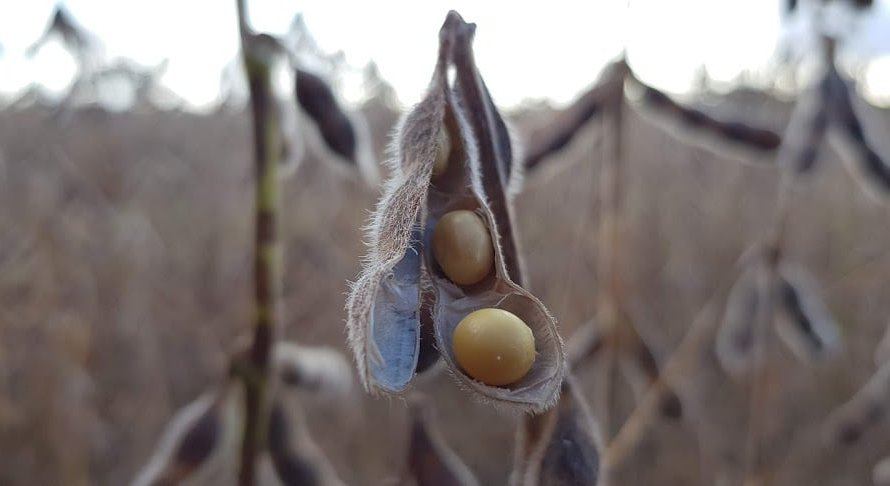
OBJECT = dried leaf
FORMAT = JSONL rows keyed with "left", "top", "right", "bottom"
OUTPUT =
{"left": 406, "top": 396, "right": 479, "bottom": 486}
{"left": 774, "top": 264, "right": 841, "bottom": 362}
{"left": 511, "top": 377, "right": 601, "bottom": 486}
{"left": 131, "top": 382, "right": 243, "bottom": 486}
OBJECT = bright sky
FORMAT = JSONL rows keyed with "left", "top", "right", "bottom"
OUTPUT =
{"left": 1, "top": 0, "right": 890, "bottom": 110}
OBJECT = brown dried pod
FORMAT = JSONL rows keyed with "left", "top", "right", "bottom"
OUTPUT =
{"left": 274, "top": 341, "right": 353, "bottom": 397}
{"left": 625, "top": 74, "right": 781, "bottom": 161}
{"left": 522, "top": 60, "right": 627, "bottom": 172}
{"left": 131, "top": 381, "right": 244, "bottom": 486}
{"left": 406, "top": 395, "right": 479, "bottom": 486}
{"left": 824, "top": 61, "right": 890, "bottom": 199}
{"left": 510, "top": 377, "right": 601, "bottom": 486}
{"left": 716, "top": 259, "right": 771, "bottom": 376}
{"left": 267, "top": 398, "right": 346, "bottom": 486}
{"left": 347, "top": 11, "right": 565, "bottom": 411}
{"left": 295, "top": 68, "right": 379, "bottom": 185}
{"left": 823, "top": 361, "right": 890, "bottom": 446}
{"left": 774, "top": 264, "right": 841, "bottom": 362}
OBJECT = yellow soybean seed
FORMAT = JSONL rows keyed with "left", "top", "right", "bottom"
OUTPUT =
{"left": 452, "top": 308, "right": 536, "bottom": 386}
{"left": 432, "top": 128, "right": 450, "bottom": 177}
{"left": 432, "top": 210, "right": 493, "bottom": 286}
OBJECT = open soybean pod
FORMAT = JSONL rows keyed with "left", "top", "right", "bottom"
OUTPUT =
{"left": 131, "top": 381, "right": 244, "bottom": 486}
{"left": 624, "top": 73, "right": 781, "bottom": 162}
{"left": 345, "top": 22, "right": 451, "bottom": 394}
{"left": 823, "top": 361, "right": 890, "bottom": 446}
{"left": 824, "top": 59, "right": 890, "bottom": 199}
{"left": 510, "top": 377, "right": 601, "bottom": 486}
{"left": 294, "top": 68, "right": 379, "bottom": 185}
{"left": 267, "top": 399, "right": 346, "bottom": 486}
{"left": 716, "top": 258, "right": 771, "bottom": 376}
{"left": 777, "top": 72, "right": 830, "bottom": 174}
{"left": 347, "top": 11, "right": 566, "bottom": 412}
{"left": 424, "top": 11, "right": 565, "bottom": 412}
{"left": 406, "top": 396, "right": 479, "bottom": 486}
{"left": 774, "top": 264, "right": 841, "bottom": 362}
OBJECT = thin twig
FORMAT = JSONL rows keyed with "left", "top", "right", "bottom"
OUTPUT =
{"left": 602, "top": 272, "right": 737, "bottom": 469}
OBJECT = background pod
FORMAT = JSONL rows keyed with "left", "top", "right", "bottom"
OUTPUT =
{"left": 774, "top": 264, "right": 841, "bottom": 362}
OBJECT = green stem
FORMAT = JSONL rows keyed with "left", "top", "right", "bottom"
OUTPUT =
{"left": 236, "top": 12, "right": 282, "bottom": 486}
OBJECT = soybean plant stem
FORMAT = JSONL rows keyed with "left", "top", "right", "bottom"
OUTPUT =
{"left": 742, "top": 169, "right": 794, "bottom": 485}
{"left": 236, "top": 5, "right": 283, "bottom": 486}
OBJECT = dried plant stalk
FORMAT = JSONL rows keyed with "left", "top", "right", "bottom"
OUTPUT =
{"left": 616, "top": 323, "right": 683, "bottom": 419}
{"left": 406, "top": 396, "right": 479, "bottom": 486}
{"left": 776, "top": 73, "right": 829, "bottom": 174}
{"left": 347, "top": 11, "right": 565, "bottom": 412}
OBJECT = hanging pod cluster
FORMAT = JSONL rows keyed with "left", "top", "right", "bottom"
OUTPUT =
{"left": 716, "top": 246, "right": 841, "bottom": 376}
{"left": 346, "top": 11, "right": 566, "bottom": 412}
{"left": 778, "top": 36, "right": 890, "bottom": 198}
